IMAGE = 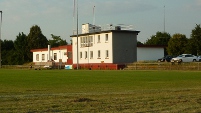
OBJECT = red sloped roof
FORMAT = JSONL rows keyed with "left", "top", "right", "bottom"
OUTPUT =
{"left": 30, "top": 45, "right": 71, "bottom": 52}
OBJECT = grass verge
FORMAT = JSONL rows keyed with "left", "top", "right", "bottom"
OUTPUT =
{"left": 0, "top": 69, "right": 201, "bottom": 112}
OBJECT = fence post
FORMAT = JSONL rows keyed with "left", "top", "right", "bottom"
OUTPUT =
{"left": 135, "top": 63, "right": 137, "bottom": 70}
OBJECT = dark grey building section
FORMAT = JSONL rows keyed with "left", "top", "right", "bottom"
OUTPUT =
{"left": 112, "top": 30, "right": 140, "bottom": 64}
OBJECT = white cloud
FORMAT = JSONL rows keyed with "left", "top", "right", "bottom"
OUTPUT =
{"left": 195, "top": 0, "right": 201, "bottom": 7}
{"left": 182, "top": 0, "right": 201, "bottom": 11}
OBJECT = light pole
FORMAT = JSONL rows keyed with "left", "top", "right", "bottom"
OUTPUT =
{"left": 164, "top": 5, "right": 165, "bottom": 33}
{"left": 93, "top": 6, "right": 95, "bottom": 25}
{"left": 0, "top": 11, "right": 2, "bottom": 68}
{"left": 76, "top": 0, "right": 79, "bottom": 69}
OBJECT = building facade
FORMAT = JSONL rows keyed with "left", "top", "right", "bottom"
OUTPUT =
{"left": 137, "top": 45, "right": 165, "bottom": 61}
{"left": 71, "top": 23, "right": 140, "bottom": 69}
{"left": 30, "top": 45, "right": 72, "bottom": 67}
{"left": 30, "top": 23, "right": 166, "bottom": 70}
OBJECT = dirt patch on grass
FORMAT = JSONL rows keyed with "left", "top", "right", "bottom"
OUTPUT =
{"left": 72, "top": 97, "right": 96, "bottom": 102}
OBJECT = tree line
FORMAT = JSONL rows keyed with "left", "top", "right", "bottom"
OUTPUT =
{"left": 0, "top": 25, "right": 67, "bottom": 65}
{"left": 140, "top": 24, "right": 201, "bottom": 56}
{"left": 1, "top": 24, "right": 201, "bottom": 65}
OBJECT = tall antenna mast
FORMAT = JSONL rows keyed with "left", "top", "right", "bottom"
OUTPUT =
{"left": 76, "top": 0, "right": 79, "bottom": 69}
{"left": 73, "top": 0, "right": 76, "bottom": 34}
{"left": 164, "top": 5, "right": 166, "bottom": 33}
{"left": 0, "top": 11, "right": 2, "bottom": 68}
{"left": 93, "top": 6, "right": 95, "bottom": 25}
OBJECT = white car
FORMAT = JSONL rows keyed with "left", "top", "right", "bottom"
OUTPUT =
{"left": 198, "top": 56, "right": 201, "bottom": 62}
{"left": 171, "top": 54, "right": 197, "bottom": 63}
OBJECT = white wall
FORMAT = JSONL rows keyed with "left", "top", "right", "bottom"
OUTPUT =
{"left": 72, "top": 32, "right": 113, "bottom": 64}
{"left": 33, "top": 51, "right": 48, "bottom": 62}
{"left": 33, "top": 49, "right": 67, "bottom": 63}
{"left": 82, "top": 23, "right": 101, "bottom": 34}
{"left": 137, "top": 47, "right": 164, "bottom": 61}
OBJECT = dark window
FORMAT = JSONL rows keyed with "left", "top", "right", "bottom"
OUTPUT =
{"left": 67, "top": 52, "right": 72, "bottom": 59}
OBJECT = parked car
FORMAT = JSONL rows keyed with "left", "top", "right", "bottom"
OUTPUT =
{"left": 198, "top": 56, "right": 201, "bottom": 62}
{"left": 157, "top": 55, "right": 174, "bottom": 62}
{"left": 171, "top": 54, "right": 197, "bottom": 63}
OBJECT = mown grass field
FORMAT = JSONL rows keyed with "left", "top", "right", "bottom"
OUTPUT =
{"left": 0, "top": 69, "right": 201, "bottom": 112}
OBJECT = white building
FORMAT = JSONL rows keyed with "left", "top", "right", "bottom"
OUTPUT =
{"left": 30, "top": 23, "right": 165, "bottom": 70}
{"left": 31, "top": 45, "right": 72, "bottom": 67}
{"left": 71, "top": 23, "right": 140, "bottom": 69}
{"left": 137, "top": 45, "right": 165, "bottom": 61}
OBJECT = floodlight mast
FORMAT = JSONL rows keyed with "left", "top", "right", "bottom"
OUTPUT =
{"left": 0, "top": 11, "right": 2, "bottom": 68}
{"left": 164, "top": 5, "right": 166, "bottom": 33}
{"left": 76, "top": 0, "right": 79, "bottom": 70}
{"left": 93, "top": 6, "right": 95, "bottom": 25}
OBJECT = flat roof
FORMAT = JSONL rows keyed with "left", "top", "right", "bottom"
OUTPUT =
{"left": 137, "top": 45, "right": 167, "bottom": 48}
{"left": 70, "top": 30, "right": 140, "bottom": 37}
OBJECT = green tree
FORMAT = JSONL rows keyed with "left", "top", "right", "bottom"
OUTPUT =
{"left": 167, "top": 33, "right": 188, "bottom": 56}
{"left": 145, "top": 32, "right": 171, "bottom": 45}
{"left": 184, "top": 38, "right": 197, "bottom": 55}
{"left": 14, "top": 32, "right": 29, "bottom": 64}
{"left": 1, "top": 39, "right": 14, "bottom": 50}
{"left": 1, "top": 40, "right": 16, "bottom": 65}
{"left": 48, "top": 34, "right": 67, "bottom": 47}
{"left": 27, "top": 25, "right": 48, "bottom": 60}
{"left": 187, "top": 24, "right": 201, "bottom": 55}
{"left": 137, "top": 41, "right": 143, "bottom": 45}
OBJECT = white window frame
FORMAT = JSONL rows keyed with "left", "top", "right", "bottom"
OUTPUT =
{"left": 98, "top": 50, "right": 101, "bottom": 58}
{"left": 85, "top": 51, "right": 87, "bottom": 59}
{"left": 90, "top": 36, "right": 93, "bottom": 46}
{"left": 42, "top": 54, "right": 45, "bottom": 61}
{"left": 105, "top": 50, "right": 109, "bottom": 58}
{"left": 90, "top": 51, "right": 93, "bottom": 59}
{"left": 80, "top": 52, "right": 82, "bottom": 59}
{"left": 54, "top": 53, "right": 57, "bottom": 60}
{"left": 98, "top": 35, "right": 100, "bottom": 43}
{"left": 36, "top": 54, "right": 39, "bottom": 61}
{"left": 105, "top": 34, "right": 108, "bottom": 42}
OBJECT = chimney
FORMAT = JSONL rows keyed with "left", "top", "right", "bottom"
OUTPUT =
{"left": 48, "top": 45, "right": 51, "bottom": 61}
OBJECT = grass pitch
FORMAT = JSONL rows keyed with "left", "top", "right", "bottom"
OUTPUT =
{"left": 0, "top": 69, "right": 201, "bottom": 112}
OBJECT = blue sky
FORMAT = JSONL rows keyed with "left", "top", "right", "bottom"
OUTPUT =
{"left": 0, "top": 0, "right": 201, "bottom": 43}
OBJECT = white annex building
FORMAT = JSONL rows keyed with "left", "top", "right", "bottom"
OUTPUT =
{"left": 71, "top": 23, "right": 140, "bottom": 70}
{"left": 31, "top": 45, "right": 72, "bottom": 68}
{"left": 137, "top": 45, "right": 165, "bottom": 61}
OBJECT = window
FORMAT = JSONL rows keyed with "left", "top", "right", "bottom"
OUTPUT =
{"left": 98, "top": 50, "right": 101, "bottom": 58}
{"left": 85, "top": 37, "right": 88, "bottom": 47}
{"left": 54, "top": 53, "right": 57, "bottom": 60}
{"left": 64, "top": 52, "right": 67, "bottom": 55}
{"left": 80, "top": 52, "right": 82, "bottom": 59}
{"left": 81, "top": 36, "right": 94, "bottom": 47}
{"left": 86, "top": 36, "right": 89, "bottom": 47}
{"left": 80, "top": 37, "right": 83, "bottom": 47}
{"left": 42, "top": 54, "right": 45, "bottom": 61}
{"left": 98, "top": 35, "right": 100, "bottom": 43}
{"left": 90, "top": 51, "right": 93, "bottom": 59}
{"left": 36, "top": 54, "right": 39, "bottom": 61}
{"left": 106, "top": 50, "right": 109, "bottom": 58}
{"left": 67, "top": 52, "right": 72, "bottom": 59}
{"left": 105, "top": 34, "right": 108, "bottom": 42}
{"left": 84, "top": 37, "right": 86, "bottom": 43}
{"left": 90, "top": 36, "right": 93, "bottom": 46}
{"left": 85, "top": 51, "right": 88, "bottom": 59}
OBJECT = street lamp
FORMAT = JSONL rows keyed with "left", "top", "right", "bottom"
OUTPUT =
{"left": 0, "top": 11, "right": 2, "bottom": 68}
{"left": 76, "top": 0, "right": 79, "bottom": 69}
